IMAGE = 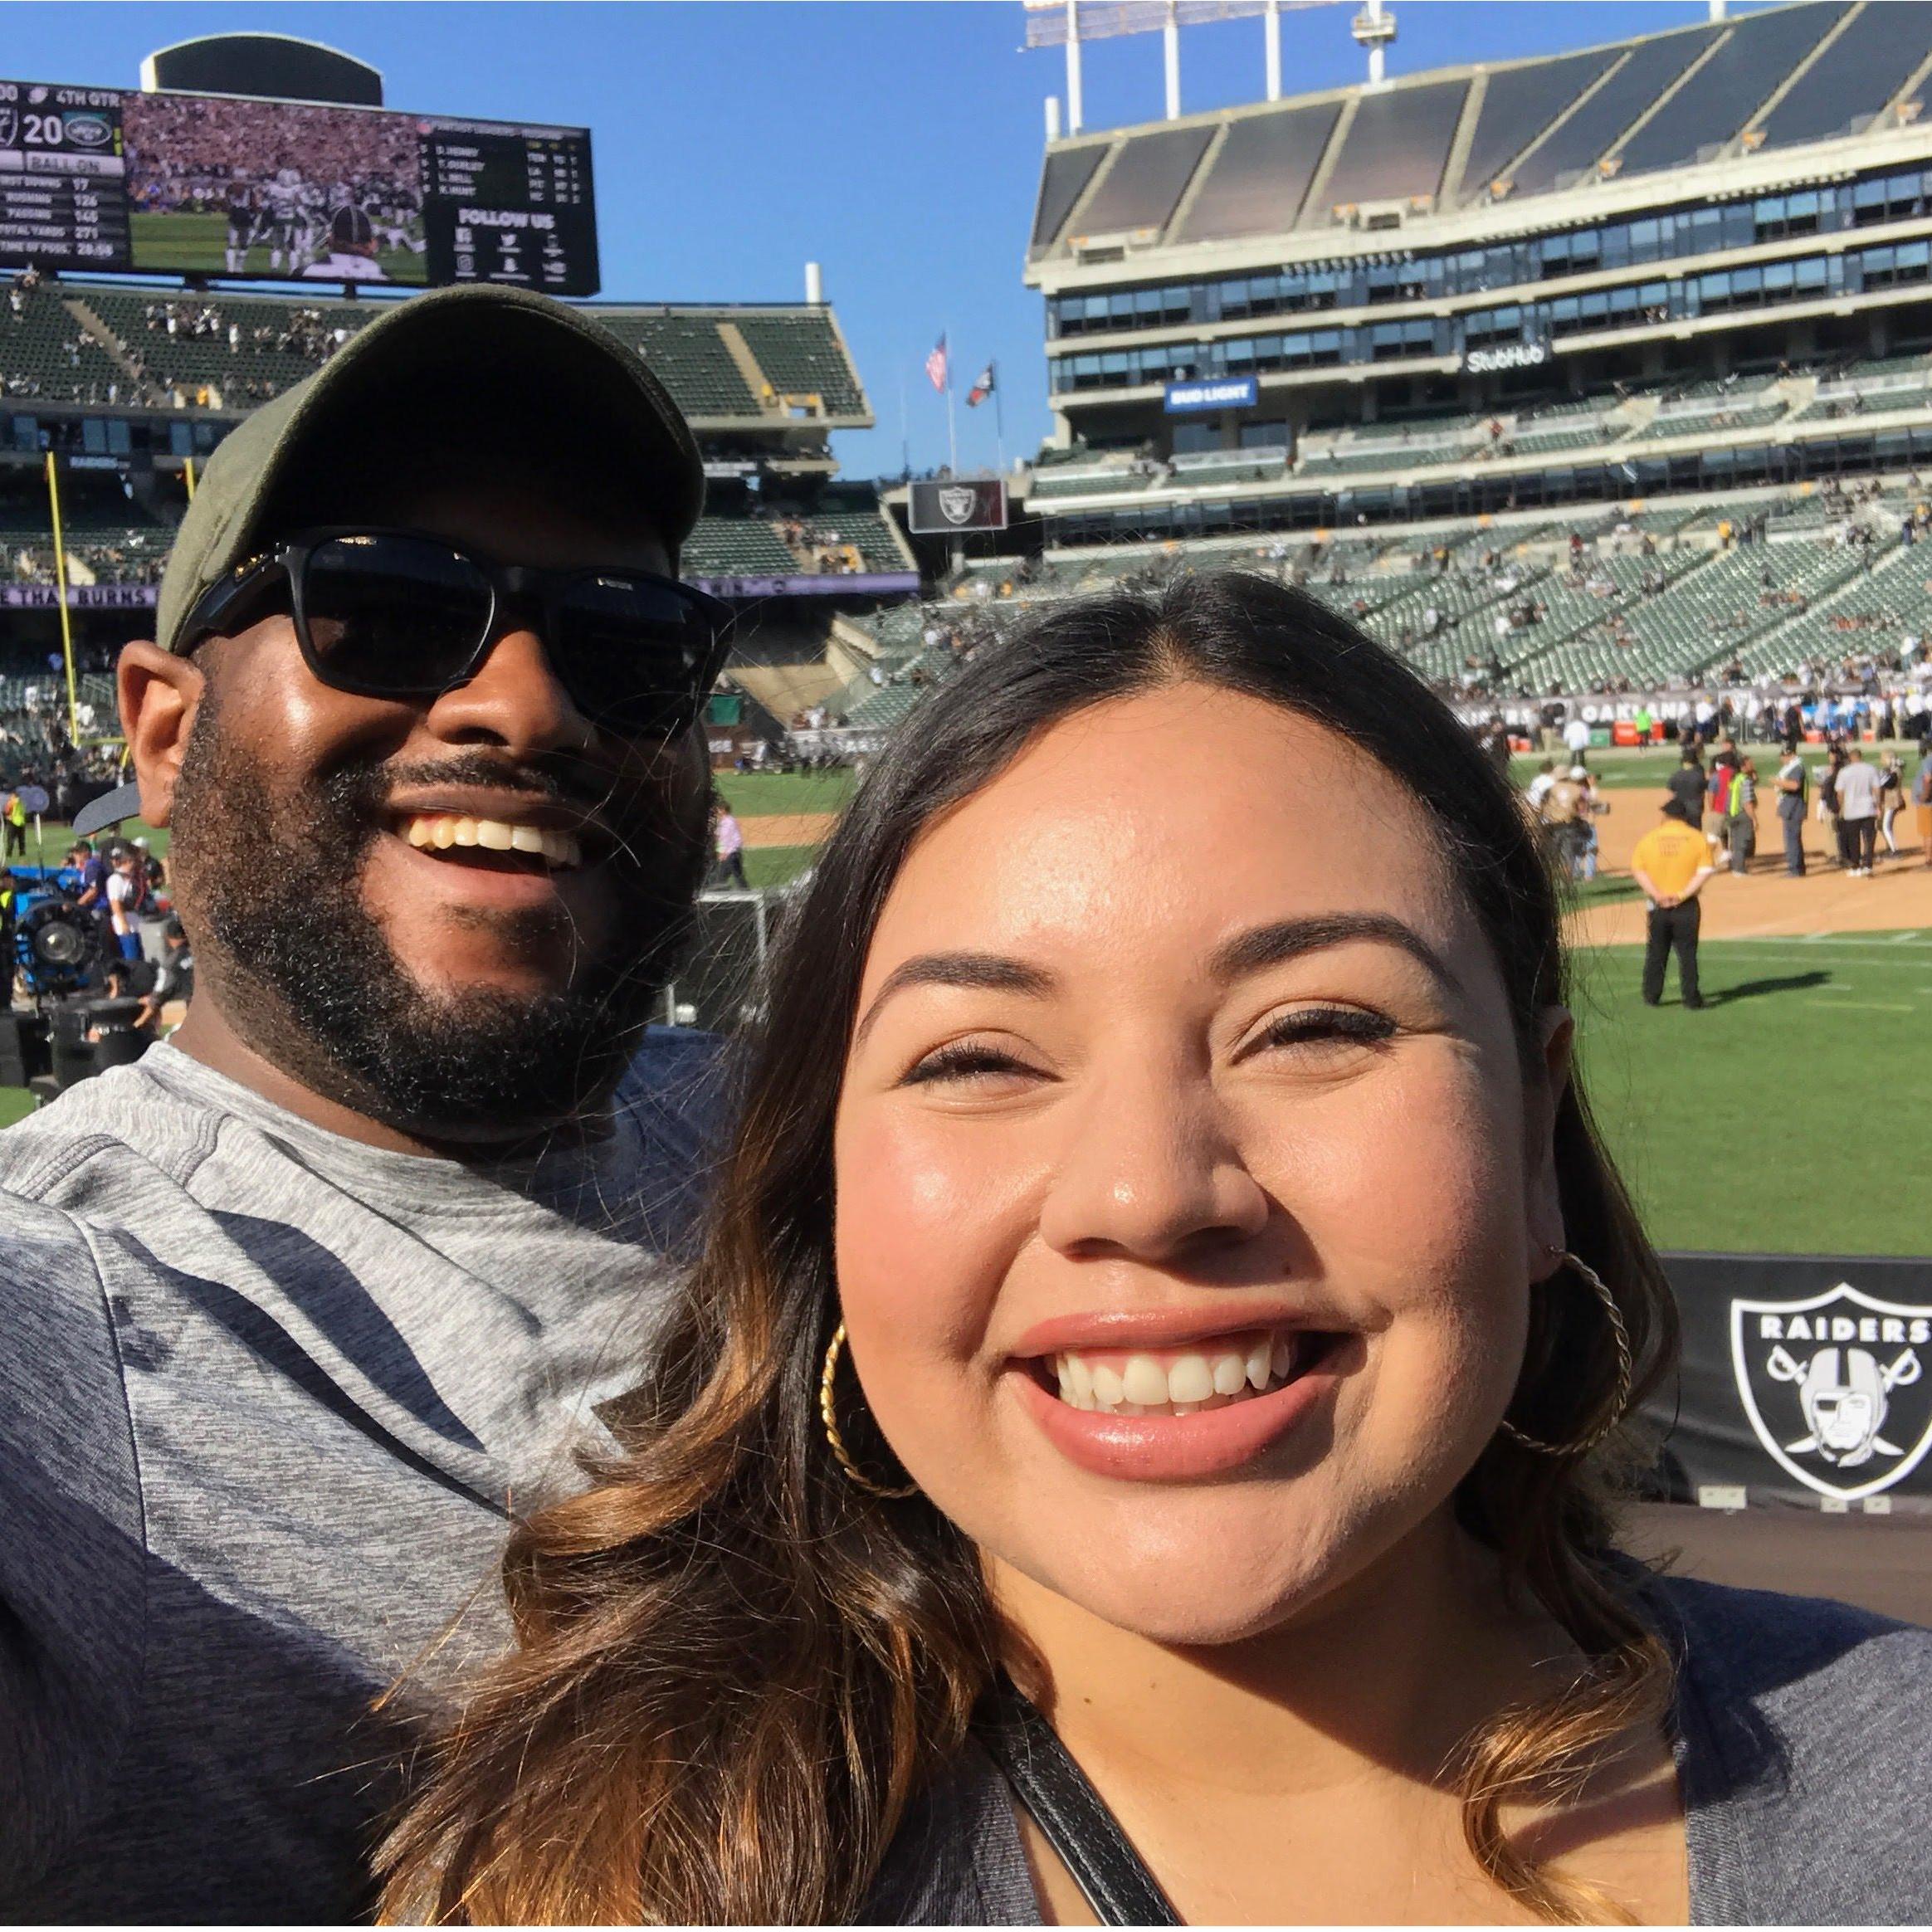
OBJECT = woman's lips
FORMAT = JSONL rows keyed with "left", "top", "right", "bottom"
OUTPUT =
{"left": 1010, "top": 1354, "right": 1343, "bottom": 1481}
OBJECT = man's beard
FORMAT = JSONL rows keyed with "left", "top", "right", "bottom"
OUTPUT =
{"left": 168, "top": 703, "right": 708, "bottom": 1140}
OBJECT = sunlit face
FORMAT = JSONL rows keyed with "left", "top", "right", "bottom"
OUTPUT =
{"left": 833, "top": 684, "right": 1568, "bottom": 1645}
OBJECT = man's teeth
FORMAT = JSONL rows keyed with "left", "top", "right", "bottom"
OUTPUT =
{"left": 402, "top": 814, "right": 582, "bottom": 870}
{"left": 1052, "top": 1334, "right": 1305, "bottom": 1414}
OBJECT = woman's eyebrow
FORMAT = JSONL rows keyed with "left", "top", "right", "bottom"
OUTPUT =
{"left": 1209, "top": 914, "right": 1462, "bottom": 993}
{"left": 854, "top": 951, "right": 1056, "bottom": 1046}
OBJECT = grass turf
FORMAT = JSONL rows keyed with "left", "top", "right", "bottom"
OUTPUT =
{"left": 715, "top": 769, "right": 857, "bottom": 817}
{"left": 129, "top": 212, "right": 428, "bottom": 285}
{"left": 1572, "top": 930, "right": 1932, "bottom": 1255}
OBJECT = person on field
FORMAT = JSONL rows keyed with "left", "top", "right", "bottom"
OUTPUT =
{"left": 1776, "top": 745, "right": 1808, "bottom": 876}
{"left": 1878, "top": 752, "right": 1905, "bottom": 858}
{"left": 0, "top": 286, "right": 730, "bottom": 1922}
{"left": 1834, "top": 745, "right": 1881, "bottom": 876}
{"left": 1666, "top": 743, "right": 1705, "bottom": 827}
{"left": 1725, "top": 755, "right": 1758, "bottom": 877}
{"left": 1917, "top": 743, "right": 1932, "bottom": 867}
{"left": 1631, "top": 798, "right": 1713, "bottom": 1009}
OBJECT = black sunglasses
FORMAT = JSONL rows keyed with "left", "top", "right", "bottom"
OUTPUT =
{"left": 178, "top": 528, "right": 734, "bottom": 739}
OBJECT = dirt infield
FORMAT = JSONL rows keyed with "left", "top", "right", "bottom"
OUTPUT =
{"left": 1622, "top": 1502, "right": 1932, "bottom": 1627}
{"left": 739, "top": 811, "right": 839, "bottom": 851}
{"left": 1560, "top": 785, "right": 1932, "bottom": 947}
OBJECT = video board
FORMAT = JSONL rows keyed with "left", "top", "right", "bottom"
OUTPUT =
{"left": 0, "top": 79, "right": 599, "bottom": 294}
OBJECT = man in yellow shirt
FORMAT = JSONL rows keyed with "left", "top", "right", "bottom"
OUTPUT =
{"left": 1630, "top": 798, "right": 1715, "bottom": 1009}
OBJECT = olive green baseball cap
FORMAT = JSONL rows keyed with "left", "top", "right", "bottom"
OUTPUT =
{"left": 154, "top": 282, "right": 705, "bottom": 656}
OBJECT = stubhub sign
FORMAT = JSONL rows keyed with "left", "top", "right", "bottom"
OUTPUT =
{"left": 1164, "top": 375, "right": 1258, "bottom": 414}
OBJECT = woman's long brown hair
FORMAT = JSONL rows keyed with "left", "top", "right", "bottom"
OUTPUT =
{"left": 380, "top": 574, "right": 1681, "bottom": 1925}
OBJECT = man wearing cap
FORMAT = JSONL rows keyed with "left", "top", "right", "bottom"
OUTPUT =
{"left": 0, "top": 286, "right": 729, "bottom": 1920}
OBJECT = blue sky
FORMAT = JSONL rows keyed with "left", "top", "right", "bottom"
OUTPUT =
{"left": 8, "top": 2, "right": 1734, "bottom": 480}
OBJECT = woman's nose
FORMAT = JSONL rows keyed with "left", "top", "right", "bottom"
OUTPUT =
{"left": 1036, "top": 1062, "right": 1271, "bottom": 1264}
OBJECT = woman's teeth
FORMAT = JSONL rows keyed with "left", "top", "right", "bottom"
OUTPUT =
{"left": 1051, "top": 1333, "right": 1305, "bottom": 1415}
{"left": 402, "top": 813, "right": 582, "bottom": 871}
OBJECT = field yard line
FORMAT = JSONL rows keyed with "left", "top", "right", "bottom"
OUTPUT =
{"left": 1804, "top": 999, "right": 1915, "bottom": 1012}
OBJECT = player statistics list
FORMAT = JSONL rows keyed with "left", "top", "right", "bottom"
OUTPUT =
{"left": 0, "top": 84, "right": 131, "bottom": 271}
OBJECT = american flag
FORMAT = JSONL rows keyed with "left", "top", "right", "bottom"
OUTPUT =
{"left": 925, "top": 334, "right": 949, "bottom": 393}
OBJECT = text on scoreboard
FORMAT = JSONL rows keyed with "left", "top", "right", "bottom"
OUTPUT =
{"left": 0, "top": 79, "right": 599, "bottom": 295}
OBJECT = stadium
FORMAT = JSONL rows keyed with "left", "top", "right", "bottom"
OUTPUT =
{"left": 2, "top": 6, "right": 1930, "bottom": 1598}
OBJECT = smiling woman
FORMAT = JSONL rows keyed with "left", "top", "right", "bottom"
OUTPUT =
{"left": 381, "top": 574, "right": 1932, "bottom": 1927}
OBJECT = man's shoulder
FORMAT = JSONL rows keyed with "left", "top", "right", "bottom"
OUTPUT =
{"left": 613, "top": 1027, "right": 728, "bottom": 1156}
{"left": 1657, "top": 1573, "right": 1932, "bottom": 1918}
{"left": 0, "top": 1056, "right": 204, "bottom": 1203}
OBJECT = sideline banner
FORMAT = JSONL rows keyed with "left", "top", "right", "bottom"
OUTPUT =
{"left": 1649, "top": 1252, "right": 1932, "bottom": 1515}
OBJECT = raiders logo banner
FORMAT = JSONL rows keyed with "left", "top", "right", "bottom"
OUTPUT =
{"left": 1647, "top": 1253, "right": 1932, "bottom": 1512}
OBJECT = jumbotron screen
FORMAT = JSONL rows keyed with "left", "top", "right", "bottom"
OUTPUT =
{"left": 0, "top": 80, "right": 599, "bottom": 294}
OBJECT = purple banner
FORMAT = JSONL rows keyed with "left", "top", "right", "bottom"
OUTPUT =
{"left": 690, "top": 572, "right": 919, "bottom": 600}
{"left": 0, "top": 583, "right": 158, "bottom": 609}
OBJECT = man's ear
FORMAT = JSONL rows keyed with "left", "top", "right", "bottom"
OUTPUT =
{"left": 118, "top": 641, "right": 204, "bottom": 830}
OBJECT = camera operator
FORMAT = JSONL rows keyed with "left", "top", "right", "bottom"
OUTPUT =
{"left": 0, "top": 286, "right": 728, "bottom": 1921}
{"left": 132, "top": 913, "right": 193, "bottom": 1036}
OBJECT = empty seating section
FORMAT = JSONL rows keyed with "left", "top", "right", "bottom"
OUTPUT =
{"left": 0, "top": 285, "right": 865, "bottom": 425}
{"left": 590, "top": 312, "right": 757, "bottom": 417}
{"left": 1613, "top": 3, "right": 1844, "bottom": 178}
{"left": 1, "top": 286, "right": 127, "bottom": 403}
{"left": 1033, "top": 144, "right": 1110, "bottom": 249}
{"left": 1075, "top": 125, "right": 1216, "bottom": 237}
{"left": 1033, "top": 3, "right": 1932, "bottom": 251}
{"left": 1321, "top": 79, "right": 1469, "bottom": 211}
{"left": 808, "top": 510, "right": 910, "bottom": 573}
{"left": 1173, "top": 101, "right": 1344, "bottom": 242}
{"left": 1029, "top": 466, "right": 1155, "bottom": 500}
{"left": 732, "top": 314, "right": 865, "bottom": 414}
{"left": 1735, "top": 536, "right": 1932, "bottom": 673}
{"left": 682, "top": 517, "right": 798, "bottom": 577}
{"left": 1459, "top": 49, "right": 1622, "bottom": 199}
{"left": 1508, "top": 27, "right": 1721, "bottom": 199}
{"left": 1792, "top": 354, "right": 1932, "bottom": 421}
{"left": 78, "top": 290, "right": 359, "bottom": 403}
{"left": 1757, "top": 0, "right": 1932, "bottom": 148}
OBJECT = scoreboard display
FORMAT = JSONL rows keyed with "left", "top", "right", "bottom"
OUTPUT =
{"left": 0, "top": 78, "right": 599, "bottom": 295}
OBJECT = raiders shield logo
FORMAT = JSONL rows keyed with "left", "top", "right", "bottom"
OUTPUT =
{"left": 938, "top": 486, "right": 978, "bottom": 525}
{"left": 1730, "top": 1283, "right": 1932, "bottom": 1501}
{"left": 0, "top": 110, "right": 17, "bottom": 149}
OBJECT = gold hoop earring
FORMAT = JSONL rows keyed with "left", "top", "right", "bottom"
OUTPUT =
{"left": 1499, "top": 1247, "right": 1634, "bottom": 1458}
{"left": 819, "top": 1321, "right": 918, "bottom": 1500}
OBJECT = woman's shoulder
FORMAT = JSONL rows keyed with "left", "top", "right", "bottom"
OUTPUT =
{"left": 859, "top": 1741, "right": 1040, "bottom": 1927}
{"left": 1648, "top": 1571, "right": 1932, "bottom": 1923}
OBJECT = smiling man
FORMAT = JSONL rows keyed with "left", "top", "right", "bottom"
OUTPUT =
{"left": 0, "top": 287, "right": 727, "bottom": 1920}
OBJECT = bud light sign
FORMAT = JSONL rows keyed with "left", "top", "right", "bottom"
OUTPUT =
{"left": 1164, "top": 376, "right": 1258, "bottom": 414}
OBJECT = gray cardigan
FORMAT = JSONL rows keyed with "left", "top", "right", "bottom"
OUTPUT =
{"left": 865, "top": 1575, "right": 1932, "bottom": 1925}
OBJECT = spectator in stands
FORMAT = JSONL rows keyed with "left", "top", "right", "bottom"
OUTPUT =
{"left": 1632, "top": 798, "right": 1713, "bottom": 1010}
{"left": 1835, "top": 745, "right": 1881, "bottom": 876}
{"left": 0, "top": 286, "right": 724, "bottom": 1922}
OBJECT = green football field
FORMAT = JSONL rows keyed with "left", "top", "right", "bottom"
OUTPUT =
{"left": 1573, "top": 931, "right": 1932, "bottom": 1255}
{"left": 129, "top": 212, "right": 427, "bottom": 286}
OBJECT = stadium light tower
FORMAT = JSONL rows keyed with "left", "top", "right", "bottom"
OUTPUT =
{"left": 1350, "top": 0, "right": 1396, "bottom": 88}
{"left": 1027, "top": 2, "right": 1346, "bottom": 138}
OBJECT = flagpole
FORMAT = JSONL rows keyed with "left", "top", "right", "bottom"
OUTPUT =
{"left": 947, "top": 348, "right": 959, "bottom": 476}
{"left": 993, "top": 361, "right": 1005, "bottom": 476}
{"left": 898, "top": 368, "right": 910, "bottom": 481}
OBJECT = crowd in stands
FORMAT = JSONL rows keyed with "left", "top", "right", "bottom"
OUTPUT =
{"left": 121, "top": 91, "right": 417, "bottom": 220}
